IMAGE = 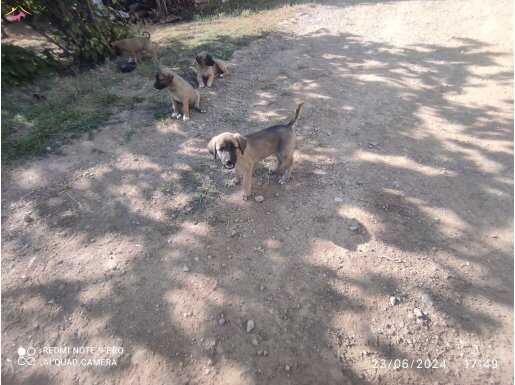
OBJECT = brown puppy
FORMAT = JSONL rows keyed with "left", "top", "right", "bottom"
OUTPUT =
{"left": 111, "top": 32, "right": 158, "bottom": 63}
{"left": 194, "top": 51, "right": 229, "bottom": 88}
{"left": 208, "top": 103, "right": 304, "bottom": 200}
{"left": 154, "top": 66, "right": 205, "bottom": 121}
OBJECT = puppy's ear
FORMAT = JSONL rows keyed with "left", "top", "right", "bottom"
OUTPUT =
{"left": 207, "top": 137, "right": 217, "bottom": 159}
{"left": 205, "top": 54, "right": 215, "bottom": 67}
{"left": 234, "top": 134, "right": 247, "bottom": 155}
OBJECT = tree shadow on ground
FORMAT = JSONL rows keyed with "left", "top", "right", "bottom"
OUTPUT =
{"left": 2, "top": 24, "right": 512, "bottom": 385}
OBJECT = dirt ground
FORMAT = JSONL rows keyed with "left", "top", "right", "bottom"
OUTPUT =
{"left": 2, "top": 1, "right": 513, "bottom": 384}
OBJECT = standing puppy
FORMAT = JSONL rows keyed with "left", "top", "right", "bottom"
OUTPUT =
{"left": 195, "top": 51, "right": 229, "bottom": 88}
{"left": 111, "top": 32, "right": 159, "bottom": 63}
{"left": 208, "top": 103, "right": 304, "bottom": 200}
{"left": 154, "top": 66, "right": 205, "bottom": 121}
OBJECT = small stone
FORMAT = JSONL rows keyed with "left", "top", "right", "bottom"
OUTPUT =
{"left": 183, "top": 266, "right": 190, "bottom": 272}
{"left": 349, "top": 223, "right": 360, "bottom": 232}
{"left": 263, "top": 350, "right": 268, "bottom": 356}
{"left": 285, "top": 365, "right": 291, "bottom": 372}
{"left": 194, "top": 257, "right": 199, "bottom": 262}
{"left": 218, "top": 317, "right": 226, "bottom": 326}
{"left": 334, "top": 197, "right": 343, "bottom": 203}
{"left": 390, "top": 296, "right": 400, "bottom": 306}
{"left": 254, "top": 195, "right": 265, "bottom": 203}
{"left": 24, "top": 215, "right": 34, "bottom": 223}
{"left": 207, "top": 255, "right": 213, "bottom": 260}
{"left": 251, "top": 337, "right": 259, "bottom": 346}
{"left": 246, "top": 320, "right": 255, "bottom": 333}
{"left": 260, "top": 285, "right": 265, "bottom": 291}
{"left": 230, "top": 230, "right": 239, "bottom": 237}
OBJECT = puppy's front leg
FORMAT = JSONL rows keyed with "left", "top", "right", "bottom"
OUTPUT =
{"left": 242, "top": 164, "right": 254, "bottom": 200}
{"left": 197, "top": 71, "right": 205, "bottom": 88}
{"left": 133, "top": 50, "right": 140, "bottom": 64}
{"left": 206, "top": 72, "right": 215, "bottom": 88}
{"left": 171, "top": 99, "right": 181, "bottom": 119}
{"left": 182, "top": 96, "right": 190, "bottom": 121}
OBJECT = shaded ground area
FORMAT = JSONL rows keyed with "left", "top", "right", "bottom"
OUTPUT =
{"left": 1, "top": 1, "right": 513, "bottom": 385}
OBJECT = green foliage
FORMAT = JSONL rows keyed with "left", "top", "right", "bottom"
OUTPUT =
{"left": 1, "top": 44, "right": 56, "bottom": 86}
{"left": 32, "top": 0, "right": 130, "bottom": 66}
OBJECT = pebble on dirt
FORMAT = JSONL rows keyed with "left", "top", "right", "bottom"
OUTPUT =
{"left": 349, "top": 222, "right": 360, "bottom": 232}
{"left": 246, "top": 320, "right": 255, "bottom": 333}
{"left": 254, "top": 195, "right": 265, "bottom": 203}
{"left": 183, "top": 266, "right": 190, "bottom": 272}
{"left": 24, "top": 214, "right": 34, "bottom": 223}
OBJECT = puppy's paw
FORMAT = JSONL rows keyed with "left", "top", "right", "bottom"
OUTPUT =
{"left": 183, "top": 115, "right": 190, "bottom": 121}
{"left": 171, "top": 112, "right": 178, "bottom": 119}
{"left": 199, "top": 84, "right": 205, "bottom": 88}
{"left": 225, "top": 178, "right": 240, "bottom": 187}
{"left": 279, "top": 170, "right": 290, "bottom": 184}
{"left": 242, "top": 193, "right": 251, "bottom": 201}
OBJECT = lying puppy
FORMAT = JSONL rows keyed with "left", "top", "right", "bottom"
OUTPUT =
{"left": 194, "top": 51, "right": 229, "bottom": 88}
{"left": 208, "top": 103, "right": 304, "bottom": 200}
{"left": 111, "top": 32, "right": 158, "bottom": 63}
{"left": 154, "top": 66, "right": 205, "bottom": 121}
{"left": 117, "top": 58, "right": 137, "bottom": 73}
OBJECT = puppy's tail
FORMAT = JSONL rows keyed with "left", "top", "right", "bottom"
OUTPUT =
{"left": 287, "top": 102, "right": 304, "bottom": 129}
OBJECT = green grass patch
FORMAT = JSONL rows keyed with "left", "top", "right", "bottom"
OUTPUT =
{"left": 1, "top": 69, "right": 138, "bottom": 162}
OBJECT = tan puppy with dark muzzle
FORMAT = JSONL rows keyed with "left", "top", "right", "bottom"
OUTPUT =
{"left": 111, "top": 32, "right": 159, "bottom": 63}
{"left": 194, "top": 51, "right": 229, "bottom": 88}
{"left": 154, "top": 66, "right": 205, "bottom": 121}
{"left": 208, "top": 103, "right": 304, "bottom": 200}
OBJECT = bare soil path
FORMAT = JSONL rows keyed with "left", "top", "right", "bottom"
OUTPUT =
{"left": 2, "top": 1, "right": 513, "bottom": 384}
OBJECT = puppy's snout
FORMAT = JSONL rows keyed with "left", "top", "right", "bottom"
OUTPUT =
{"left": 224, "top": 160, "right": 234, "bottom": 169}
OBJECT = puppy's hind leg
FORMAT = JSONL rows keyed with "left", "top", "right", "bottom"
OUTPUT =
{"left": 182, "top": 96, "right": 191, "bottom": 121}
{"left": 277, "top": 154, "right": 294, "bottom": 184}
{"left": 193, "top": 92, "right": 206, "bottom": 113}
